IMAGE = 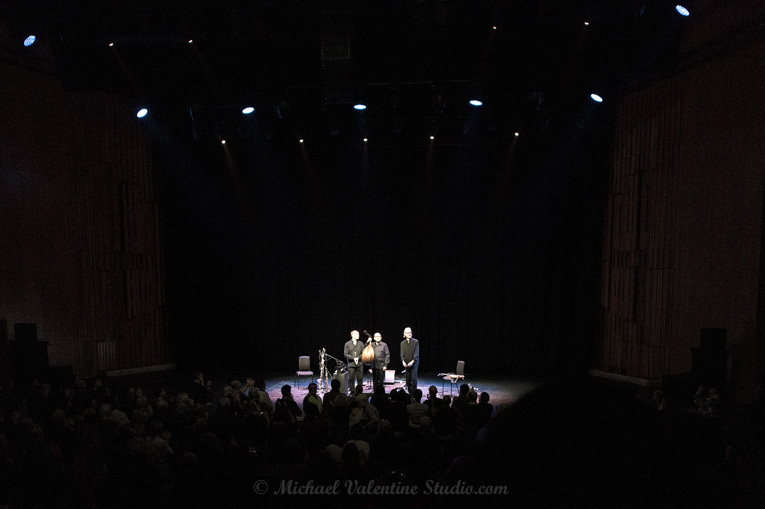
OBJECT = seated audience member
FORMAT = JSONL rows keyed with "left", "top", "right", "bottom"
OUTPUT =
{"left": 476, "top": 391, "right": 493, "bottom": 428}
{"left": 322, "top": 379, "right": 343, "bottom": 411}
{"left": 434, "top": 395, "right": 457, "bottom": 437}
{"left": 693, "top": 385, "right": 722, "bottom": 416}
{"left": 254, "top": 378, "right": 273, "bottom": 412}
{"left": 451, "top": 384, "right": 470, "bottom": 412}
{"left": 370, "top": 385, "right": 391, "bottom": 420}
{"left": 327, "top": 423, "right": 370, "bottom": 466}
{"left": 187, "top": 371, "right": 209, "bottom": 406}
{"left": 651, "top": 389, "right": 667, "bottom": 412}
{"left": 425, "top": 385, "right": 443, "bottom": 416}
{"left": 146, "top": 418, "right": 174, "bottom": 477}
{"left": 273, "top": 385, "right": 302, "bottom": 424}
{"left": 302, "top": 383, "right": 323, "bottom": 415}
{"left": 406, "top": 389, "right": 428, "bottom": 429}
{"left": 458, "top": 389, "right": 482, "bottom": 439}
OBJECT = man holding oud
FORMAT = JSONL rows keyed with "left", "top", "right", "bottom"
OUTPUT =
{"left": 370, "top": 332, "right": 390, "bottom": 390}
{"left": 400, "top": 327, "right": 419, "bottom": 396}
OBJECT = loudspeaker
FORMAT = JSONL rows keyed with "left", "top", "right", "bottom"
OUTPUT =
{"left": 700, "top": 328, "right": 726, "bottom": 353}
{"left": 14, "top": 323, "right": 38, "bottom": 342}
{"left": 692, "top": 328, "right": 727, "bottom": 387}
{"left": 333, "top": 370, "right": 349, "bottom": 395}
{"left": 10, "top": 340, "right": 49, "bottom": 382}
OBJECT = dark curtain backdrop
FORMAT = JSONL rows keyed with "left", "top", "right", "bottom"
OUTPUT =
{"left": 156, "top": 108, "right": 611, "bottom": 377}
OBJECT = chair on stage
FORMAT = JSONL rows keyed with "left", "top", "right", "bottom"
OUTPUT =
{"left": 440, "top": 360, "right": 465, "bottom": 397}
{"left": 296, "top": 356, "right": 313, "bottom": 390}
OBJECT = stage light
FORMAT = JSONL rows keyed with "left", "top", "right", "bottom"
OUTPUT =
{"left": 429, "top": 135, "right": 435, "bottom": 140}
{"left": 590, "top": 93, "right": 603, "bottom": 103}
{"left": 188, "top": 39, "right": 193, "bottom": 44}
{"left": 492, "top": 26, "right": 497, "bottom": 30}
{"left": 469, "top": 99, "right": 483, "bottom": 107}
{"left": 363, "top": 138, "right": 368, "bottom": 143}
{"left": 514, "top": 132, "right": 520, "bottom": 137}
{"left": 136, "top": 108, "right": 148, "bottom": 118}
{"left": 584, "top": 21, "right": 590, "bottom": 26}
{"left": 109, "top": 42, "right": 114, "bottom": 47}
{"left": 242, "top": 107, "right": 255, "bottom": 115}
{"left": 299, "top": 139, "right": 304, "bottom": 144}
{"left": 353, "top": 103, "right": 367, "bottom": 111}
{"left": 23, "top": 35, "right": 36, "bottom": 47}
{"left": 221, "top": 139, "right": 226, "bottom": 145}
{"left": 675, "top": 5, "right": 690, "bottom": 16}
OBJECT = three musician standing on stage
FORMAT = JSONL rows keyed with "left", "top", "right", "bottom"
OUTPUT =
{"left": 345, "top": 327, "right": 418, "bottom": 395}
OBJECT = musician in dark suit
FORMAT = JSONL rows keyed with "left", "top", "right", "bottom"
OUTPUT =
{"left": 370, "top": 332, "right": 390, "bottom": 390}
{"left": 400, "top": 327, "right": 420, "bottom": 395}
{"left": 344, "top": 330, "right": 365, "bottom": 395}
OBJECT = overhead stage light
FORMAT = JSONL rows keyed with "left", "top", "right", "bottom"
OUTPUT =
{"left": 23, "top": 35, "right": 36, "bottom": 47}
{"left": 136, "top": 108, "right": 148, "bottom": 118}
{"left": 590, "top": 93, "right": 603, "bottom": 103}
{"left": 353, "top": 103, "right": 367, "bottom": 111}
{"left": 242, "top": 107, "right": 255, "bottom": 115}
{"left": 469, "top": 99, "right": 483, "bottom": 107}
{"left": 675, "top": 5, "right": 690, "bottom": 16}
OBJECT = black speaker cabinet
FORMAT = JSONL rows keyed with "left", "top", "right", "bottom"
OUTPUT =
{"left": 14, "top": 323, "right": 38, "bottom": 342}
{"left": 10, "top": 341, "right": 49, "bottom": 382}
{"left": 333, "top": 370, "right": 349, "bottom": 396}
{"left": 700, "top": 328, "right": 726, "bottom": 353}
{"left": 692, "top": 328, "right": 727, "bottom": 387}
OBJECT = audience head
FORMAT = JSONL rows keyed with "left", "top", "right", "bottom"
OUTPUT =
{"left": 308, "top": 382, "right": 318, "bottom": 394}
{"left": 480, "top": 392, "right": 490, "bottom": 404}
{"left": 331, "top": 379, "right": 341, "bottom": 391}
{"left": 354, "top": 394, "right": 368, "bottom": 407}
{"left": 280, "top": 384, "right": 293, "bottom": 399}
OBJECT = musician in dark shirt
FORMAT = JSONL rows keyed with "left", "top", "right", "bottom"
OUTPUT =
{"left": 370, "top": 332, "right": 390, "bottom": 390}
{"left": 344, "top": 330, "right": 365, "bottom": 395}
{"left": 400, "top": 327, "right": 420, "bottom": 395}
